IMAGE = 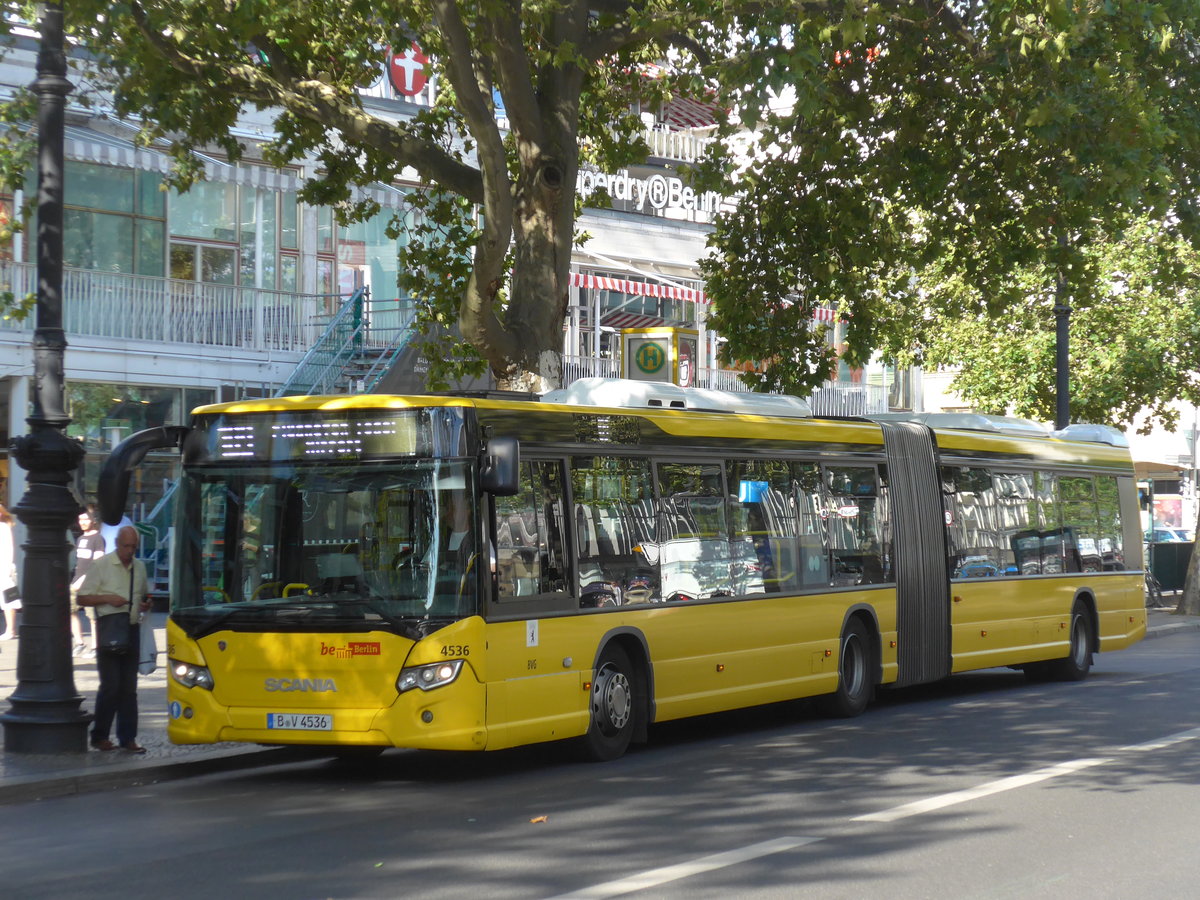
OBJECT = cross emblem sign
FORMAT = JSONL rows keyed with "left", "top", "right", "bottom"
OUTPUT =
{"left": 388, "top": 43, "right": 428, "bottom": 96}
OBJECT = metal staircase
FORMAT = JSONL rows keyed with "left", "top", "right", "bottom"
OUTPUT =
{"left": 277, "top": 287, "right": 369, "bottom": 396}
{"left": 278, "top": 289, "right": 418, "bottom": 395}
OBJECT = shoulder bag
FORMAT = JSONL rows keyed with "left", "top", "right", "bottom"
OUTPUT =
{"left": 95, "top": 568, "right": 133, "bottom": 654}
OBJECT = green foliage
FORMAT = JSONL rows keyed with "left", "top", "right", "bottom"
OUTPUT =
{"left": 696, "top": 0, "right": 1200, "bottom": 424}
{"left": 396, "top": 187, "right": 489, "bottom": 390}
{"left": 5, "top": 1, "right": 1196, "bottom": 411}
{"left": 926, "top": 219, "right": 1200, "bottom": 430}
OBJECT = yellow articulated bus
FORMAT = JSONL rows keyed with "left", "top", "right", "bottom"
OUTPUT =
{"left": 99, "top": 378, "right": 1146, "bottom": 761}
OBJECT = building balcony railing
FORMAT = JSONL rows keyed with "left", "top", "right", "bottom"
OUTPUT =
{"left": 494, "top": 121, "right": 713, "bottom": 164}
{"left": 644, "top": 127, "right": 715, "bottom": 163}
{"left": 0, "top": 260, "right": 336, "bottom": 353}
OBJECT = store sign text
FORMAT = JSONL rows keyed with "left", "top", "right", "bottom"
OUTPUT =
{"left": 577, "top": 169, "right": 721, "bottom": 216}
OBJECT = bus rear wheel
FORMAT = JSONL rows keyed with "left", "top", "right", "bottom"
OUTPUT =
{"left": 819, "top": 619, "right": 873, "bottom": 718}
{"left": 1046, "top": 603, "right": 1093, "bottom": 682}
{"left": 580, "top": 645, "right": 636, "bottom": 762}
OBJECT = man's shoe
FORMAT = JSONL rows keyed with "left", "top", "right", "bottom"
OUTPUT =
{"left": 91, "top": 739, "right": 116, "bottom": 751}
{"left": 120, "top": 742, "right": 147, "bottom": 754}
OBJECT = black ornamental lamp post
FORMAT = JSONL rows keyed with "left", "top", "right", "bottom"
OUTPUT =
{"left": 1, "top": 2, "right": 92, "bottom": 753}
{"left": 1055, "top": 295, "right": 1070, "bottom": 431}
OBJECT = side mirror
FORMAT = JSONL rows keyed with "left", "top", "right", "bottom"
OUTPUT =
{"left": 480, "top": 436, "right": 519, "bottom": 496}
{"left": 98, "top": 426, "right": 189, "bottom": 525}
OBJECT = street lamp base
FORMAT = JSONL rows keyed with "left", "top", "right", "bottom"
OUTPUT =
{"left": 1, "top": 701, "right": 92, "bottom": 753}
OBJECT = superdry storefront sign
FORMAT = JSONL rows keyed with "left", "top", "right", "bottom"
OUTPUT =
{"left": 577, "top": 169, "right": 722, "bottom": 218}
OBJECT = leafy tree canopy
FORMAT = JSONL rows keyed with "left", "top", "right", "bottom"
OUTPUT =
{"left": 694, "top": 0, "right": 1200, "bottom": 430}
{"left": 2, "top": 1, "right": 1198, "bottom": 410}
{"left": 922, "top": 218, "right": 1200, "bottom": 430}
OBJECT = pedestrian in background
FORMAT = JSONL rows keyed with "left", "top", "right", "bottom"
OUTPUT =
{"left": 70, "top": 506, "right": 106, "bottom": 656}
{"left": 0, "top": 504, "right": 19, "bottom": 640}
{"left": 76, "top": 525, "right": 151, "bottom": 752}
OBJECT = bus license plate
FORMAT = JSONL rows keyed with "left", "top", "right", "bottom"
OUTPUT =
{"left": 267, "top": 713, "right": 332, "bottom": 731}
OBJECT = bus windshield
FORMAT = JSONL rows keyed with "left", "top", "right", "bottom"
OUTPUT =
{"left": 172, "top": 459, "right": 479, "bottom": 638}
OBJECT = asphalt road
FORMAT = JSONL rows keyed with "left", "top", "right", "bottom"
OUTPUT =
{"left": 3, "top": 631, "right": 1198, "bottom": 900}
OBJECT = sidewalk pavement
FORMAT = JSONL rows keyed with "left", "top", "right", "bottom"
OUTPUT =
{"left": 1, "top": 607, "right": 1197, "bottom": 805}
{"left": 0, "top": 613, "right": 310, "bottom": 805}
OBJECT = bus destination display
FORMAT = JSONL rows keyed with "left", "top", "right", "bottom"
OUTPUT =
{"left": 208, "top": 411, "right": 419, "bottom": 461}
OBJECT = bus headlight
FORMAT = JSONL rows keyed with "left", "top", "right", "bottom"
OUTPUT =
{"left": 397, "top": 659, "right": 463, "bottom": 694}
{"left": 170, "top": 659, "right": 214, "bottom": 691}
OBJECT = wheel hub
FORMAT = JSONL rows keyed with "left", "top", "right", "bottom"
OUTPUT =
{"left": 595, "top": 668, "right": 631, "bottom": 732}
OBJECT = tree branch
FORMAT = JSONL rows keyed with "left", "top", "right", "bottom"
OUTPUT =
{"left": 128, "top": 1, "right": 485, "bottom": 204}
{"left": 428, "top": 1, "right": 517, "bottom": 364}
{"left": 484, "top": 4, "right": 544, "bottom": 147}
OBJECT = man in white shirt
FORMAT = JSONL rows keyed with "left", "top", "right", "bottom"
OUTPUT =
{"left": 76, "top": 526, "right": 151, "bottom": 753}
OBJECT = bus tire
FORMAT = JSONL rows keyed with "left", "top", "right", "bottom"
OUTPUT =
{"left": 580, "top": 645, "right": 636, "bottom": 762}
{"left": 819, "top": 619, "right": 874, "bottom": 718}
{"left": 1045, "top": 603, "right": 1093, "bottom": 682}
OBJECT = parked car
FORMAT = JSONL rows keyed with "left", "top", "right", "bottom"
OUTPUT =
{"left": 1146, "top": 526, "right": 1193, "bottom": 543}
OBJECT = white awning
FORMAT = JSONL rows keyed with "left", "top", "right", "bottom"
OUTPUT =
{"left": 62, "top": 123, "right": 410, "bottom": 209}
{"left": 1127, "top": 428, "right": 1192, "bottom": 476}
{"left": 64, "top": 124, "right": 173, "bottom": 174}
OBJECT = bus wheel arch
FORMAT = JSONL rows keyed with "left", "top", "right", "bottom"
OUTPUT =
{"left": 579, "top": 631, "right": 652, "bottom": 761}
{"left": 819, "top": 610, "right": 878, "bottom": 718}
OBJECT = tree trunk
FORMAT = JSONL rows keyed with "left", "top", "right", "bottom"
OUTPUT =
{"left": 480, "top": 146, "right": 576, "bottom": 394}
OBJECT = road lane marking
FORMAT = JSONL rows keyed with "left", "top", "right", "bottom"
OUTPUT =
{"left": 555, "top": 727, "right": 1200, "bottom": 897}
{"left": 549, "top": 836, "right": 823, "bottom": 899}
{"left": 1123, "top": 725, "right": 1200, "bottom": 752}
{"left": 852, "top": 758, "right": 1112, "bottom": 823}
{"left": 855, "top": 726, "right": 1200, "bottom": 824}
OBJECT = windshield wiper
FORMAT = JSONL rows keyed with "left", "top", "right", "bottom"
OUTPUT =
{"left": 320, "top": 594, "right": 431, "bottom": 637}
{"left": 184, "top": 602, "right": 283, "bottom": 638}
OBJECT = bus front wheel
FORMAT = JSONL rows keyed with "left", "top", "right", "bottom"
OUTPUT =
{"left": 580, "top": 645, "right": 636, "bottom": 762}
{"left": 819, "top": 619, "right": 874, "bottom": 718}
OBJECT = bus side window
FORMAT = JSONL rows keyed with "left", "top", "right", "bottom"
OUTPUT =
{"left": 995, "top": 472, "right": 1036, "bottom": 575}
{"left": 730, "top": 459, "right": 798, "bottom": 595}
{"left": 1095, "top": 476, "right": 1125, "bottom": 571}
{"left": 494, "top": 460, "right": 568, "bottom": 599}
{"left": 944, "top": 466, "right": 1000, "bottom": 578}
{"left": 794, "top": 463, "right": 830, "bottom": 587}
{"left": 571, "top": 456, "right": 658, "bottom": 607}
{"left": 824, "top": 465, "right": 885, "bottom": 586}
{"left": 657, "top": 462, "right": 731, "bottom": 601}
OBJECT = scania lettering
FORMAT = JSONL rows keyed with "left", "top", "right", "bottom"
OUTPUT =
{"left": 264, "top": 678, "right": 338, "bottom": 693}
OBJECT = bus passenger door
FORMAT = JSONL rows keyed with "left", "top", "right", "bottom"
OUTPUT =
{"left": 485, "top": 457, "right": 582, "bottom": 750}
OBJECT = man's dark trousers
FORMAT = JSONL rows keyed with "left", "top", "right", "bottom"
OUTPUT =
{"left": 92, "top": 623, "right": 140, "bottom": 745}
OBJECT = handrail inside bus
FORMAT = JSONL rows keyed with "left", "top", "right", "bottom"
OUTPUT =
{"left": 98, "top": 426, "right": 190, "bottom": 526}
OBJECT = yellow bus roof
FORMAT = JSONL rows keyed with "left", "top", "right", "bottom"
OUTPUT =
{"left": 191, "top": 392, "right": 1132, "bottom": 469}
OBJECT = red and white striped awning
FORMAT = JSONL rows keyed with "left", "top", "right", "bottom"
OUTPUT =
{"left": 571, "top": 271, "right": 839, "bottom": 324}
{"left": 571, "top": 271, "right": 707, "bottom": 304}
{"left": 664, "top": 96, "right": 720, "bottom": 130}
